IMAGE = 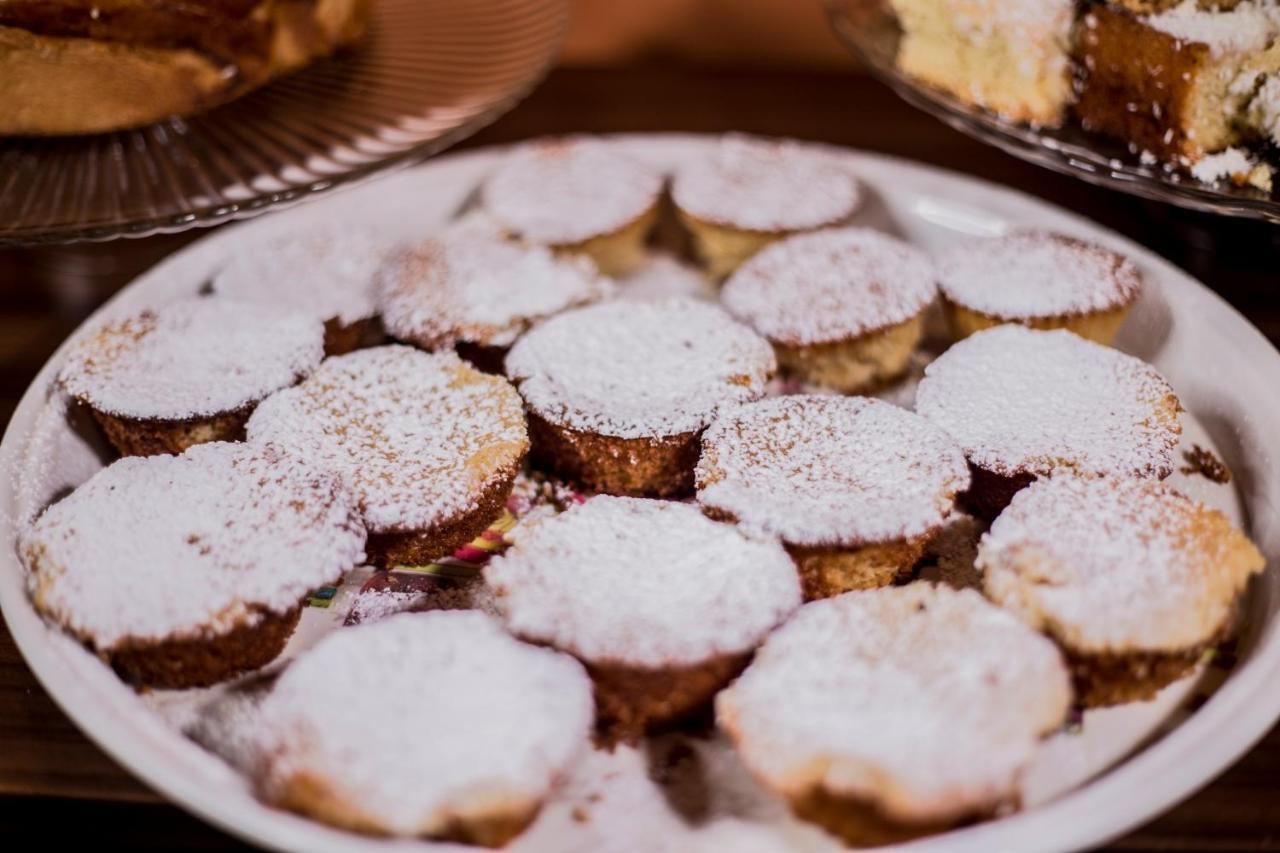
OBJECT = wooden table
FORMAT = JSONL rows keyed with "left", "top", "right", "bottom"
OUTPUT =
{"left": 2, "top": 67, "right": 1278, "bottom": 850}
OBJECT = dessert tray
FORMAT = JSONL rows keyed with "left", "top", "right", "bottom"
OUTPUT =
{"left": 825, "top": 0, "right": 1280, "bottom": 224}
{"left": 3, "top": 134, "right": 1280, "bottom": 852}
{"left": 0, "top": 0, "right": 567, "bottom": 246}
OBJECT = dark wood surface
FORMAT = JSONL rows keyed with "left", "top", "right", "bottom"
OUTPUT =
{"left": 1, "top": 66, "right": 1278, "bottom": 850}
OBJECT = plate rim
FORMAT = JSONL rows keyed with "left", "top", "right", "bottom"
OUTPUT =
{"left": 3, "top": 133, "right": 1280, "bottom": 853}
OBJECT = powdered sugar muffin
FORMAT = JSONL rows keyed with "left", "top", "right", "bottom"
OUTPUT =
{"left": 482, "top": 137, "right": 664, "bottom": 276}
{"left": 915, "top": 326, "right": 1182, "bottom": 517}
{"left": 671, "top": 136, "right": 862, "bottom": 279}
{"left": 697, "top": 396, "right": 969, "bottom": 599}
{"left": 717, "top": 584, "right": 1072, "bottom": 846}
{"left": 59, "top": 298, "right": 325, "bottom": 457}
{"left": 377, "top": 228, "right": 608, "bottom": 372}
{"left": 213, "top": 225, "right": 389, "bottom": 356}
{"left": 980, "top": 476, "right": 1265, "bottom": 706}
{"left": 938, "top": 232, "right": 1143, "bottom": 345}
{"left": 22, "top": 442, "right": 364, "bottom": 688}
{"left": 254, "top": 611, "right": 593, "bottom": 845}
{"left": 486, "top": 496, "right": 801, "bottom": 740}
{"left": 505, "top": 298, "right": 775, "bottom": 497}
{"left": 721, "top": 227, "right": 936, "bottom": 393}
{"left": 247, "top": 346, "right": 528, "bottom": 568}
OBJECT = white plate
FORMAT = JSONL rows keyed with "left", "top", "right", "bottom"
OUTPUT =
{"left": 2, "top": 134, "right": 1279, "bottom": 853}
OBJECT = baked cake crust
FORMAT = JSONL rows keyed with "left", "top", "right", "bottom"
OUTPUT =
{"left": 0, "top": 0, "right": 370, "bottom": 135}
{"left": 915, "top": 325, "right": 1182, "bottom": 516}
{"left": 485, "top": 497, "right": 801, "bottom": 739}
{"left": 980, "top": 475, "right": 1264, "bottom": 706}
{"left": 721, "top": 227, "right": 935, "bottom": 393}
{"left": 505, "top": 298, "right": 775, "bottom": 497}
{"left": 937, "top": 232, "right": 1143, "bottom": 346}
{"left": 246, "top": 346, "right": 529, "bottom": 568}
{"left": 717, "top": 585, "right": 1071, "bottom": 841}
{"left": 23, "top": 442, "right": 365, "bottom": 688}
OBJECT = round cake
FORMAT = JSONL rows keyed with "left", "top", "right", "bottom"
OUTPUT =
{"left": 485, "top": 496, "right": 801, "bottom": 739}
{"left": 377, "top": 228, "right": 608, "bottom": 371}
{"left": 22, "top": 442, "right": 365, "bottom": 688}
{"left": 246, "top": 345, "right": 529, "bottom": 567}
{"left": 671, "top": 135, "right": 862, "bottom": 279}
{"left": 937, "top": 231, "right": 1143, "bottom": 345}
{"left": 213, "top": 225, "right": 391, "bottom": 355}
{"left": 721, "top": 227, "right": 936, "bottom": 393}
{"left": 914, "top": 325, "right": 1182, "bottom": 517}
{"left": 253, "top": 611, "right": 593, "bottom": 845}
{"left": 696, "top": 395, "right": 969, "bottom": 599}
{"left": 504, "top": 297, "right": 776, "bottom": 496}
{"left": 717, "top": 584, "right": 1072, "bottom": 846}
{"left": 481, "top": 137, "right": 664, "bottom": 276}
{"left": 980, "top": 475, "right": 1265, "bottom": 706}
{"left": 58, "top": 298, "right": 325, "bottom": 457}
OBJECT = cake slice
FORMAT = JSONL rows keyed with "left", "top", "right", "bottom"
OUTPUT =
{"left": 1076, "top": 1, "right": 1280, "bottom": 164}
{"left": 889, "top": 0, "right": 1076, "bottom": 126}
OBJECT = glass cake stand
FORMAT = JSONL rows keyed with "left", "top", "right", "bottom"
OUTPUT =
{"left": 0, "top": 0, "right": 569, "bottom": 246}
{"left": 825, "top": 0, "right": 1280, "bottom": 225}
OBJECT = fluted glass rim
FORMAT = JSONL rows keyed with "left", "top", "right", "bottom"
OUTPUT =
{"left": 0, "top": 0, "right": 569, "bottom": 247}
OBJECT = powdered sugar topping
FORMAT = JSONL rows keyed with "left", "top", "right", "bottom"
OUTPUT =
{"left": 59, "top": 298, "right": 324, "bottom": 420}
{"left": 717, "top": 585, "right": 1071, "bottom": 822}
{"left": 915, "top": 326, "right": 1181, "bottom": 478}
{"left": 254, "top": 611, "right": 593, "bottom": 837}
{"left": 721, "top": 227, "right": 936, "bottom": 345}
{"left": 213, "top": 225, "right": 390, "bottom": 326}
{"left": 505, "top": 298, "right": 776, "bottom": 439}
{"left": 246, "top": 346, "right": 528, "bottom": 534}
{"left": 672, "top": 135, "right": 861, "bottom": 232}
{"left": 1248, "top": 76, "right": 1280, "bottom": 146}
{"left": 23, "top": 442, "right": 365, "bottom": 649}
{"left": 377, "top": 230, "right": 609, "bottom": 350}
{"left": 697, "top": 396, "right": 969, "bottom": 548}
{"left": 1189, "top": 147, "right": 1263, "bottom": 184}
{"left": 938, "top": 232, "right": 1142, "bottom": 320}
{"left": 1145, "top": 0, "right": 1280, "bottom": 57}
{"left": 483, "top": 137, "right": 663, "bottom": 245}
{"left": 980, "top": 476, "right": 1264, "bottom": 653}
{"left": 485, "top": 496, "right": 801, "bottom": 667}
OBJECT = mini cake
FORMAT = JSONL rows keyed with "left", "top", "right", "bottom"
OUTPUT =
{"left": 696, "top": 395, "right": 969, "bottom": 599}
{"left": 720, "top": 227, "right": 935, "bottom": 393}
{"left": 481, "top": 138, "right": 664, "bottom": 276}
{"left": 915, "top": 325, "right": 1182, "bottom": 517}
{"left": 485, "top": 496, "right": 801, "bottom": 740}
{"left": 670, "top": 136, "right": 862, "bottom": 279}
{"left": 504, "top": 298, "right": 775, "bottom": 497}
{"left": 717, "top": 585, "right": 1071, "bottom": 845}
{"left": 937, "top": 232, "right": 1143, "bottom": 345}
{"left": 214, "top": 225, "right": 390, "bottom": 356}
{"left": 246, "top": 345, "right": 528, "bottom": 568}
{"left": 889, "top": 0, "right": 1076, "bottom": 126}
{"left": 253, "top": 611, "right": 593, "bottom": 845}
{"left": 22, "top": 442, "right": 364, "bottom": 688}
{"left": 58, "top": 298, "right": 324, "bottom": 457}
{"left": 980, "top": 476, "right": 1265, "bottom": 706}
{"left": 1076, "top": 1, "right": 1280, "bottom": 164}
{"left": 377, "top": 228, "right": 608, "bottom": 372}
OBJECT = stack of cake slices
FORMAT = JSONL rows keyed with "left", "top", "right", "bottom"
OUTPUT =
{"left": 890, "top": 0, "right": 1280, "bottom": 191}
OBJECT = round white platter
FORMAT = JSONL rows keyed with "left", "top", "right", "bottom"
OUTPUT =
{"left": 2, "top": 134, "right": 1278, "bottom": 853}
